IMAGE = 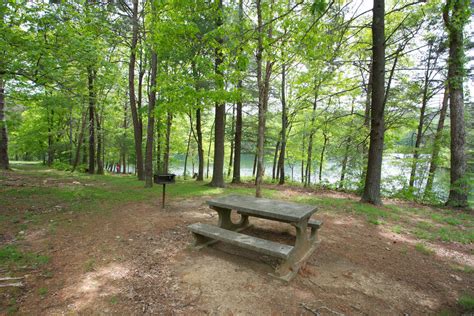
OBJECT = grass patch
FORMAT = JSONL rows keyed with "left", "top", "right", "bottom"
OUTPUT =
{"left": 0, "top": 245, "right": 50, "bottom": 270}
{"left": 459, "top": 294, "right": 474, "bottom": 311}
{"left": 391, "top": 225, "right": 403, "bottom": 234}
{"left": 38, "top": 287, "right": 48, "bottom": 298}
{"left": 84, "top": 259, "right": 96, "bottom": 272}
{"left": 414, "top": 243, "right": 434, "bottom": 255}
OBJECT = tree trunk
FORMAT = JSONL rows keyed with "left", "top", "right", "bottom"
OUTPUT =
{"left": 361, "top": 0, "right": 385, "bottom": 205}
{"left": 209, "top": 0, "right": 225, "bottom": 188}
{"left": 272, "top": 138, "right": 280, "bottom": 180}
{"left": 232, "top": 0, "right": 244, "bottom": 184}
{"left": 206, "top": 121, "right": 214, "bottom": 179}
{"left": 156, "top": 117, "right": 162, "bottom": 174}
{"left": 227, "top": 104, "right": 235, "bottom": 178}
{"left": 409, "top": 43, "right": 433, "bottom": 190}
{"left": 145, "top": 51, "right": 158, "bottom": 188}
{"left": 319, "top": 133, "right": 328, "bottom": 183}
{"left": 360, "top": 64, "right": 372, "bottom": 187}
{"left": 424, "top": 85, "right": 449, "bottom": 197}
{"left": 96, "top": 111, "right": 104, "bottom": 175}
{"left": 87, "top": 67, "right": 96, "bottom": 174}
{"left": 184, "top": 125, "right": 192, "bottom": 179}
{"left": 305, "top": 93, "right": 318, "bottom": 187}
{"left": 196, "top": 108, "right": 204, "bottom": 181}
{"left": 72, "top": 109, "right": 88, "bottom": 172}
{"left": 47, "top": 108, "right": 54, "bottom": 166}
{"left": 444, "top": 0, "right": 469, "bottom": 208}
{"left": 278, "top": 62, "right": 287, "bottom": 185}
{"left": 255, "top": 0, "right": 273, "bottom": 197}
{"left": 129, "top": 0, "right": 144, "bottom": 181}
{"left": 163, "top": 112, "right": 172, "bottom": 174}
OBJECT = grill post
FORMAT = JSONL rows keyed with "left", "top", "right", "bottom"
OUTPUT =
{"left": 162, "top": 183, "right": 166, "bottom": 208}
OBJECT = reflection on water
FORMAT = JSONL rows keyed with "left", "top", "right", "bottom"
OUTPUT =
{"left": 164, "top": 153, "right": 449, "bottom": 201}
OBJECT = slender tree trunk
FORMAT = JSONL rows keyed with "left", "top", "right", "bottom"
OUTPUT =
{"left": 145, "top": 51, "right": 158, "bottom": 188}
{"left": 96, "top": 112, "right": 104, "bottom": 175}
{"left": 209, "top": 0, "right": 225, "bottom": 188}
{"left": 129, "top": 0, "right": 144, "bottom": 180}
{"left": 47, "top": 108, "right": 54, "bottom": 166}
{"left": 232, "top": 0, "right": 244, "bottom": 184}
{"left": 305, "top": 93, "right": 318, "bottom": 187}
{"left": 255, "top": 0, "right": 273, "bottom": 197}
{"left": 278, "top": 62, "right": 287, "bottom": 185}
{"left": 360, "top": 65, "right": 372, "bottom": 187}
{"left": 227, "top": 104, "right": 235, "bottom": 178}
{"left": 156, "top": 117, "right": 162, "bottom": 174}
{"left": 424, "top": 85, "right": 449, "bottom": 197}
{"left": 206, "top": 121, "right": 214, "bottom": 179}
{"left": 409, "top": 43, "right": 433, "bottom": 190}
{"left": 184, "top": 125, "right": 192, "bottom": 179}
{"left": 87, "top": 67, "right": 96, "bottom": 174}
{"left": 301, "top": 126, "right": 305, "bottom": 184}
{"left": 361, "top": 0, "right": 385, "bottom": 205}
{"left": 319, "top": 133, "right": 328, "bottom": 183}
{"left": 72, "top": 109, "right": 88, "bottom": 172}
{"left": 163, "top": 112, "right": 172, "bottom": 174}
{"left": 196, "top": 108, "right": 204, "bottom": 181}
{"left": 444, "top": 0, "right": 469, "bottom": 208}
{"left": 272, "top": 138, "right": 280, "bottom": 180}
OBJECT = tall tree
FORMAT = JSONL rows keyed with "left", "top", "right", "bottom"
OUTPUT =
{"left": 255, "top": 0, "right": 273, "bottom": 197}
{"left": 424, "top": 85, "right": 449, "bottom": 197}
{"left": 361, "top": 0, "right": 385, "bottom": 205}
{"left": 145, "top": 50, "right": 158, "bottom": 187}
{"left": 209, "top": 0, "right": 225, "bottom": 188}
{"left": 443, "top": 0, "right": 470, "bottom": 208}
{"left": 0, "top": 77, "right": 9, "bottom": 170}
{"left": 87, "top": 67, "right": 96, "bottom": 174}
{"left": 128, "top": 0, "right": 145, "bottom": 180}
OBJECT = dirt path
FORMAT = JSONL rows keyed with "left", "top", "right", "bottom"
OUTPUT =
{"left": 1, "top": 169, "right": 473, "bottom": 315}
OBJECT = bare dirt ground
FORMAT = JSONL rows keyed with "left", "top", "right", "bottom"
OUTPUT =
{"left": 1, "top": 169, "right": 473, "bottom": 315}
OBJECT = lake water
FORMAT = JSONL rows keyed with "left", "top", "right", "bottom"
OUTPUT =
{"left": 163, "top": 153, "right": 450, "bottom": 201}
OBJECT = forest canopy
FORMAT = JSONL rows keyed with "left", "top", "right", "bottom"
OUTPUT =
{"left": 0, "top": 0, "right": 472, "bottom": 207}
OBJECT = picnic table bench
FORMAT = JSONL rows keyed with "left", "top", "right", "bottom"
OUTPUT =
{"left": 187, "top": 195, "right": 322, "bottom": 281}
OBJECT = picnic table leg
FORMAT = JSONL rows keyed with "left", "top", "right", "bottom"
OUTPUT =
{"left": 273, "top": 218, "right": 318, "bottom": 282}
{"left": 212, "top": 206, "right": 249, "bottom": 231}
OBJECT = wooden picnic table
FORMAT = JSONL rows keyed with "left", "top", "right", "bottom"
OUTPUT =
{"left": 188, "top": 194, "right": 322, "bottom": 282}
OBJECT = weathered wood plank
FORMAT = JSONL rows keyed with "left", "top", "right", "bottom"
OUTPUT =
{"left": 207, "top": 195, "right": 317, "bottom": 223}
{"left": 188, "top": 223, "right": 293, "bottom": 259}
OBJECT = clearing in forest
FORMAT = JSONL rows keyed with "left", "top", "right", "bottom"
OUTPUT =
{"left": 0, "top": 164, "right": 473, "bottom": 315}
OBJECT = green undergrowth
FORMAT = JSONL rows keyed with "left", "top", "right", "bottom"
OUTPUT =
{"left": 3, "top": 163, "right": 473, "bottom": 245}
{"left": 0, "top": 245, "right": 49, "bottom": 270}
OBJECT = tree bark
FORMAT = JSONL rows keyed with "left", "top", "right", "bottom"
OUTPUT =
{"left": 209, "top": 0, "right": 225, "bottom": 188}
{"left": 96, "top": 111, "right": 104, "bottom": 175}
{"left": 129, "top": 0, "right": 144, "bottom": 180}
{"left": 145, "top": 51, "right": 158, "bottom": 188}
{"left": 255, "top": 0, "right": 273, "bottom": 197}
{"left": 184, "top": 123, "right": 192, "bottom": 179}
{"left": 319, "top": 132, "right": 328, "bottom": 183}
{"left": 409, "top": 43, "right": 433, "bottom": 190}
{"left": 232, "top": 0, "right": 244, "bottom": 184}
{"left": 361, "top": 0, "right": 385, "bottom": 205}
{"left": 444, "top": 0, "right": 469, "bottom": 208}
{"left": 305, "top": 91, "right": 318, "bottom": 187}
{"left": 156, "top": 117, "right": 162, "bottom": 174}
{"left": 87, "top": 67, "right": 95, "bottom": 174}
{"left": 163, "top": 112, "right": 172, "bottom": 174}
{"left": 71, "top": 109, "right": 88, "bottom": 172}
{"left": 424, "top": 85, "right": 449, "bottom": 197}
{"left": 196, "top": 108, "right": 204, "bottom": 181}
{"left": 227, "top": 104, "right": 235, "bottom": 178}
{"left": 278, "top": 62, "right": 287, "bottom": 185}
{"left": 272, "top": 138, "right": 280, "bottom": 180}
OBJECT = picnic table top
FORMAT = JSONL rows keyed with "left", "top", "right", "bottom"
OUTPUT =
{"left": 206, "top": 194, "right": 318, "bottom": 223}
